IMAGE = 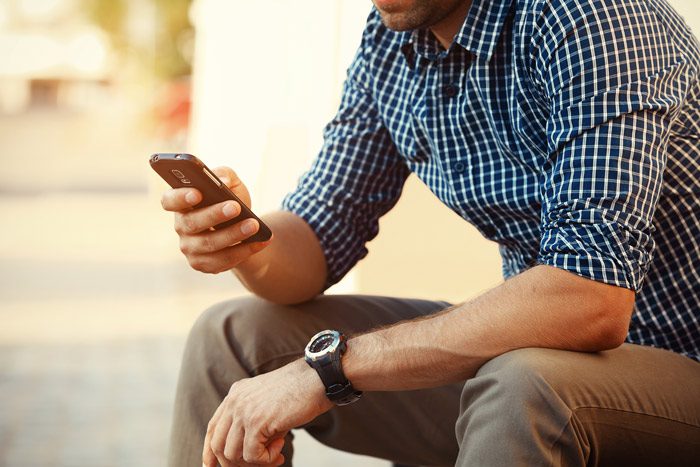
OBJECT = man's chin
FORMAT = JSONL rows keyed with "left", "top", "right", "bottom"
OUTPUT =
{"left": 376, "top": 11, "right": 426, "bottom": 32}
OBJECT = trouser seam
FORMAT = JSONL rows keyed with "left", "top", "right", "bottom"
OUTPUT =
{"left": 548, "top": 408, "right": 576, "bottom": 467}
{"left": 571, "top": 405, "right": 700, "bottom": 429}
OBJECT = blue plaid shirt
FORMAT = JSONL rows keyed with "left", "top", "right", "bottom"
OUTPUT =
{"left": 283, "top": 0, "right": 700, "bottom": 361}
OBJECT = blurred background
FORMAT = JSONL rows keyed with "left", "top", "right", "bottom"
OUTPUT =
{"left": 0, "top": 0, "right": 697, "bottom": 466}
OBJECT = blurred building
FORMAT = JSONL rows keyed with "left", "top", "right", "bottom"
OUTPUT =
{"left": 0, "top": 0, "right": 195, "bottom": 194}
{"left": 0, "top": 0, "right": 112, "bottom": 114}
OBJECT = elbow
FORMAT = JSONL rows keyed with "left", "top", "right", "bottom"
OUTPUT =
{"left": 592, "top": 313, "right": 630, "bottom": 350}
{"left": 585, "top": 286, "right": 635, "bottom": 351}
{"left": 249, "top": 287, "right": 324, "bottom": 306}
{"left": 266, "top": 291, "right": 323, "bottom": 306}
{"left": 247, "top": 279, "right": 326, "bottom": 306}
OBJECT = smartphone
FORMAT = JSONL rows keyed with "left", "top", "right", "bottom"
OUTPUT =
{"left": 150, "top": 153, "right": 272, "bottom": 243}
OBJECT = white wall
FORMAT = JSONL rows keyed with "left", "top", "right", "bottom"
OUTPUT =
{"left": 188, "top": 0, "right": 369, "bottom": 212}
{"left": 671, "top": 0, "right": 700, "bottom": 32}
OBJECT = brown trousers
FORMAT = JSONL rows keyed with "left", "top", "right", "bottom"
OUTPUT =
{"left": 168, "top": 294, "right": 700, "bottom": 466}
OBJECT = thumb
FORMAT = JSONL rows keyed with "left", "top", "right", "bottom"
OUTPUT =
{"left": 266, "top": 437, "right": 286, "bottom": 462}
{"left": 212, "top": 166, "right": 241, "bottom": 190}
{"left": 212, "top": 165, "right": 252, "bottom": 207}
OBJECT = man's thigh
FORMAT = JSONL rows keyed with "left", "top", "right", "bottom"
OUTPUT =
{"left": 458, "top": 344, "right": 700, "bottom": 466}
{"left": 212, "top": 294, "right": 462, "bottom": 466}
{"left": 219, "top": 294, "right": 453, "bottom": 376}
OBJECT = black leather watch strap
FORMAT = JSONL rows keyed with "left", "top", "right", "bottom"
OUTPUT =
{"left": 315, "top": 357, "right": 345, "bottom": 389}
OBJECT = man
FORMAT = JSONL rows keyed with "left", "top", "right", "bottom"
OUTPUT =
{"left": 164, "top": 0, "right": 700, "bottom": 465}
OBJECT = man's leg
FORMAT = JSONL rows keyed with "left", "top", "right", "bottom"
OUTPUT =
{"left": 168, "top": 294, "right": 462, "bottom": 467}
{"left": 455, "top": 344, "right": 700, "bottom": 466}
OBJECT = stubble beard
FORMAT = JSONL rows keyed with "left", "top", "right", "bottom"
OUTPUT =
{"left": 373, "top": 0, "right": 467, "bottom": 32}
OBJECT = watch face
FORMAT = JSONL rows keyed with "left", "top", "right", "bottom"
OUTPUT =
{"left": 309, "top": 333, "right": 336, "bottom": 353}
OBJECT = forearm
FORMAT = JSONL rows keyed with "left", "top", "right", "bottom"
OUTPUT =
{"left": 233, "top": 210, "right": 327, "bottom": 304}
{"left": 344, "top": 265, "right": 635, "bottom": 391}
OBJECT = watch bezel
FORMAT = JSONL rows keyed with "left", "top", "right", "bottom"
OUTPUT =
{"left": 304, "top": 329, "right": 341, "bottom": 362}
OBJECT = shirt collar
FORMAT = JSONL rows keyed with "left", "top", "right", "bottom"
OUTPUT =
{"left": 400, "top": 0, "right": 514, "bottom": 65}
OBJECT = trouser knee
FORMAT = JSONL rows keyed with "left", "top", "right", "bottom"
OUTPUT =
{"left": 181, "top": 295, "right": 318, "bottom": 387}
{"left": 455, "top": 349, "right": 575, "bottom": 466}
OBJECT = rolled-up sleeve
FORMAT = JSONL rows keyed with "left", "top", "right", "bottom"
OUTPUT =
{"left": 532, "top": 0, "right": 694, "bottom": 291}
{"left": 282, "top": 32, "right": 409, "bottom": 290}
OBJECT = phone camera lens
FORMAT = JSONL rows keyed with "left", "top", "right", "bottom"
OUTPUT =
{"left": 171, "top": 169, "right": 185, "bottom": 178}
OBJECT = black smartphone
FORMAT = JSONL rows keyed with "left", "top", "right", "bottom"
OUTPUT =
{"left": 150, "top": 153, "right": 272, "bottom": 244}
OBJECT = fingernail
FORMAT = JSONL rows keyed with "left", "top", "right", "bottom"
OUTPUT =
{"left": 241, "top": 220, "right": 257, "bottom": 235}
{"left": 222, "top": 202, "right": 238, "bottom": 217}
{"left": 220, "top": 176, "right": 230, "bottom": 186}
{"left": 185, "top": 191, "right": 198, "bottom": 204}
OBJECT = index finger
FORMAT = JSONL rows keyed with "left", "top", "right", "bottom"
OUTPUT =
{"left": 160, "top": 187, "right": 202, "bottom": 212}
{"left": 203, "top": 402, "right": 225, "bottom": 467}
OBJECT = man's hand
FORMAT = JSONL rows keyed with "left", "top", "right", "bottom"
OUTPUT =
{"left": 203, "top": 359, "right": 333, "bottom": 467}
{"left": 160, "top": 166, "right": 271, "bottom": 274}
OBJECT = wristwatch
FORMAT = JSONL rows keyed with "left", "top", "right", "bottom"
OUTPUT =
{"left": 304, "top": 330, "right": 362, "bottom": 406}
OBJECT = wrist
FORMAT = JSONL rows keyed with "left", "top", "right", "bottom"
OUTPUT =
{"left": 233, "top": 245, "right": 272, "bottom": 280}
{"left": 293, "top": 359, "right": 334, "bottom": 412}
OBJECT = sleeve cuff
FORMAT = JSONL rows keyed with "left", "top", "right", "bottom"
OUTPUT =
{"left": 538, "top": 223, "right": 653, "bottom": 292}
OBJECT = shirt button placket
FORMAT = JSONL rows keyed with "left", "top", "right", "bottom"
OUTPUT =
{"left": 443, "top": 83, "right": 459, "bottom": 98}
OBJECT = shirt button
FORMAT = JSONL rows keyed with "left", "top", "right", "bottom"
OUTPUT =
{"left": 443, "top": 83, "right": 459, "bottom": 98}
{"left": 452, "top": 161, "right": 465, "bottom": 173}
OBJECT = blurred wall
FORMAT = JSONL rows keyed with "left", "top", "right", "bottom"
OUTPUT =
{"left": 189, "top": 0, "right": 700, "bottom": 303}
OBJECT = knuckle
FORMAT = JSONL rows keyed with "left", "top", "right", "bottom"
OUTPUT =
{"left": 267, "top": 420, "right": 280, "bottom": 435}
{"left": 173, "top": 215, "right": 189, "bottom": 235}
{"left": 200, "top": 234, "right": 215, "bottom": 253}
{"left": 211, "top": 442, "right": 224, "bottom": 457}
{"left": 173, "top": 216, "right": 183, "bottom": 235}
{"left": 179, "top": 239, "right": 191, "bottom": 255}
{"left": 223, "top": 444, "right": 237, "bottom": 461}
{"left": 188, "top": 257, "right": 207, "bottom": 272}
{"left": 247, "top": 411, "right": 264, "bottom": 429}
{"left": 181, "top": 215, "right": 198, "bottom": 235}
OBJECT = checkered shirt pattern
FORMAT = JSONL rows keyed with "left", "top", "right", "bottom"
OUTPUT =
{"left": 282, "top": 0, "right": 700, "bottom": 360}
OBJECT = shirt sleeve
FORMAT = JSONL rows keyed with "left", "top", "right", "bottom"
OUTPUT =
{"left": 282, "top": 24, "right": 410, "bottom": 290}
{"left": 530, "top": 0, "right": 695, "bottom": 291}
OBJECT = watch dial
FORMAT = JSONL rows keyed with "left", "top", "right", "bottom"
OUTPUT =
{"left": 310, "top": 334, "right": 335, "bottom": 353}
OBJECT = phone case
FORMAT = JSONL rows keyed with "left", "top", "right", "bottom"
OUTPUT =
{"left": 149, "top": 153, "right": 272, "bottom": 244}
